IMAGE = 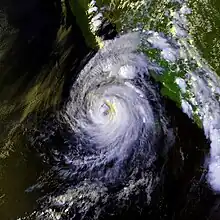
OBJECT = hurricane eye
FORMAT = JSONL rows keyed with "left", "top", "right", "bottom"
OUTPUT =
{"left": 100, "top": 101, "right": 115, "bottom": 116}
{"left": 100, "top": 103, "right": 110, "bottom": 116}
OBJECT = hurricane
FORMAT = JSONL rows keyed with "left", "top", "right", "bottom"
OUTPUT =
{"left": 62, "top": 32, "right": 171, "bottom": 183}
{"left": 25, "top": 32, "right": 174, "bottom": 220}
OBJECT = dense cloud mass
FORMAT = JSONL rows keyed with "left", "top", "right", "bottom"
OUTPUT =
{"left": 25, "top": 33, "right": 175, "bottom": 220}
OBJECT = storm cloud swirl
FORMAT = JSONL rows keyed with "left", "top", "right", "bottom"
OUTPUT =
{"left": 29, "top": 33, "right": 174, "bottom": 220}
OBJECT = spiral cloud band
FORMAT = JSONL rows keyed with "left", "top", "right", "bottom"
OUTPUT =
{"left": 62, "top": 33, "right": 171, "bottom": 184}
{"left": 30, "top": 33, "right": 174, "bottom": 219}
